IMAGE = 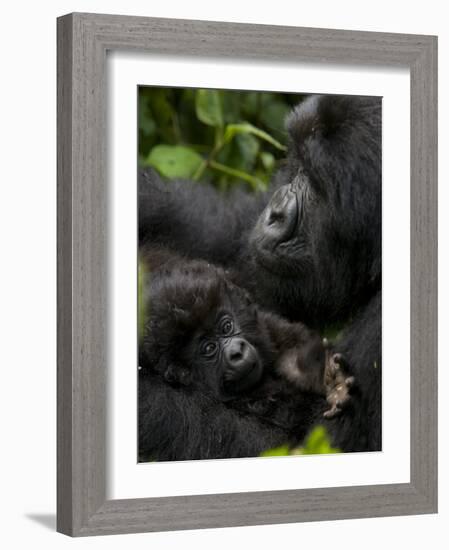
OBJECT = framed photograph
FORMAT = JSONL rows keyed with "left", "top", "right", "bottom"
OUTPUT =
{"left": 57, "top": 12, "right": 437, "bottom": 536}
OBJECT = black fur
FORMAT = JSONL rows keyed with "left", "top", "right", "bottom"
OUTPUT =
{"left": 244, "top": 94, "right": 381, "bottom": 326}
{"left": 139, "top": 374, "right": 291, "bottom": 461}
{"left": 138, "top": 250, "right": 380, "bottom": 461}
{"left": 243, "top": 95, "right": 383, "bottom": 452}
{"left": 138, "top": 94, "right": 382, "bottom": 457}
{"left": 139, "top": 94, "right": 381, "bottom": 325}
{"left": 139, "top": 170, "right": 268, "bottom": 267}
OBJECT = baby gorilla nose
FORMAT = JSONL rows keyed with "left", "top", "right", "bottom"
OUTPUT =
{"left": 226, "top": 337, "right": 249, "bottom": 366}
{"left": 223, "top": 338, "right": 262, "bottom": 394}
{"left": 252, "top": 184, "right": 298, "bottom": 251}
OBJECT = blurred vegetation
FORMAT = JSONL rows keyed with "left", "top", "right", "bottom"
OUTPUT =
{"left": 261, "top": 426, "right": 340, "bottom": 457}
{"left": 139, "top": 87, "right": 304, "bottom": 192}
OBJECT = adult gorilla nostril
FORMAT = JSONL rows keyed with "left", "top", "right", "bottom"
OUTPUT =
{"left": 267, "top": 208, "right": 285, "bottom": 226}
{"left": 261, "top": 185, "right": 298, "bottom": 243}
{"left": 248, "top": 183, "right": 299, "bottom": 254}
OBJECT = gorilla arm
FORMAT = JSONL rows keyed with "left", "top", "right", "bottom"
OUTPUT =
{"left": 325, "top": 292, "right": 382, "bottom": 452}
{"left": 138, "top": 370, "right": 290, "bottom": 461}
{"left": 139, "top": 168, "right": 271, "bottom": 266}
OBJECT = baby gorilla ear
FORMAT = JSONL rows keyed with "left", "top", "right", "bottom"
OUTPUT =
{"left": 163, "top": 364, "right": 192, "bottom": 387}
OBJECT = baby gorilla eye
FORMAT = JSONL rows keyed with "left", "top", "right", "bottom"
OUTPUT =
{"left": 219, "top": 317, "right": 234, "bottom": 336}
{"left": 201, "top": 340, "right": 218, "bottom": 357}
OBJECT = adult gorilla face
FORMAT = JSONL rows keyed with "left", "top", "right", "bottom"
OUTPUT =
{"left": 250, "top": 168, "right": 315, "bottom": 274}
{"left": 248, "top": 95, "right": 382, "bottom": 325}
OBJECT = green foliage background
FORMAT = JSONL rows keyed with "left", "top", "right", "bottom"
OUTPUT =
{"left": 139, "top": 87, "right": 304, "bottom": 191}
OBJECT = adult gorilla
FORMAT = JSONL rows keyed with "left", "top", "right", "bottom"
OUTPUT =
{"left": 139, "top": 94, "right": 381, "bottom": 327}
{"left": 246, "top": 95, "right": 381, "bottom": 326}
{"left": 139, "top": 94, "right": 382, "bottom": 452}
{"left": 243, "top": 96, "right": 382, "bottom": 455}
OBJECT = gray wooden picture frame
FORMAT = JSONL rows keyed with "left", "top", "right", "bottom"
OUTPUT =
{"left": 57, "top": 12, "right": 438, "bottom": 537}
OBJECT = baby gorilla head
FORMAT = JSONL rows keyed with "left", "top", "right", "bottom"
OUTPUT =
{"left": 139, "top": 250, "right": 274, "bottom": 400}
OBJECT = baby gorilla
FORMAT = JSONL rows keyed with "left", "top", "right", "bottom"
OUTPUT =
{"left": 139, "top": 248, "right": 353, "bottom": 429}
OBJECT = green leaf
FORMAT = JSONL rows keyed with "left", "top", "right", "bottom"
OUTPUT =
{"left": 217, "top": 133, "right": 259, "bottom": 175}
{"left": 295, "top": 426, "right": 340, "bottom": 455}
{"left": 195, "top": 89, "right": 224, "bottom": 127}
{"left": 221, "top": 91, "right": 242, "bottom": 123}
{"left": 241, "top": 92, "right": 259, "bottom": 117}
{"left": 138, "top": 95, "right": 156, "bottom": 137}
{"left": 259, "top": 151, "right": 275, "bottom": 171}
{"left": 146, "top": 145, "right": 203, "bottom": 179}
{"left": 235, "top": 133, "right": 259, "bottom": 166}
{"left": 224, "top": 122, "right": 287, "bottom": 151}
{"left": 260, "top": 445, "right": 290, "bottom": 457}
{"left": 260, "top": 427, "right": 340, "bottom": 459}
{"left": 260, "top": 100, "right": 291, "bottom": 136}
{"left": 178, "top": 88, "right": 214, "bottom": 145}
{"left": 144, "top": 89, "right": 177, "bottom": 143}
{"left": 208, "top": 160, "right": 265, "bottom": 191}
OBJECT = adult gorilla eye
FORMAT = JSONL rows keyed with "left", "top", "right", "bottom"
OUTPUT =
{"left": 201, "top": 341, "right": 217, "bottom": 357}
{"left": 220, "top": 317, "right": 234, "bottom": 336}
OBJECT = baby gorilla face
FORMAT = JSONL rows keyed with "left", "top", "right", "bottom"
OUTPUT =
{"left": 191, "top": 312, "right": 264, "bottom": 398}
{"left": 140, "top": 255, "right": 274, "bottom": 401}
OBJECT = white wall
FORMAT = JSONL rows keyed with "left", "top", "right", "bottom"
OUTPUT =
{"left": 0, "top": 1, "right": 445, "bottom": 548}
